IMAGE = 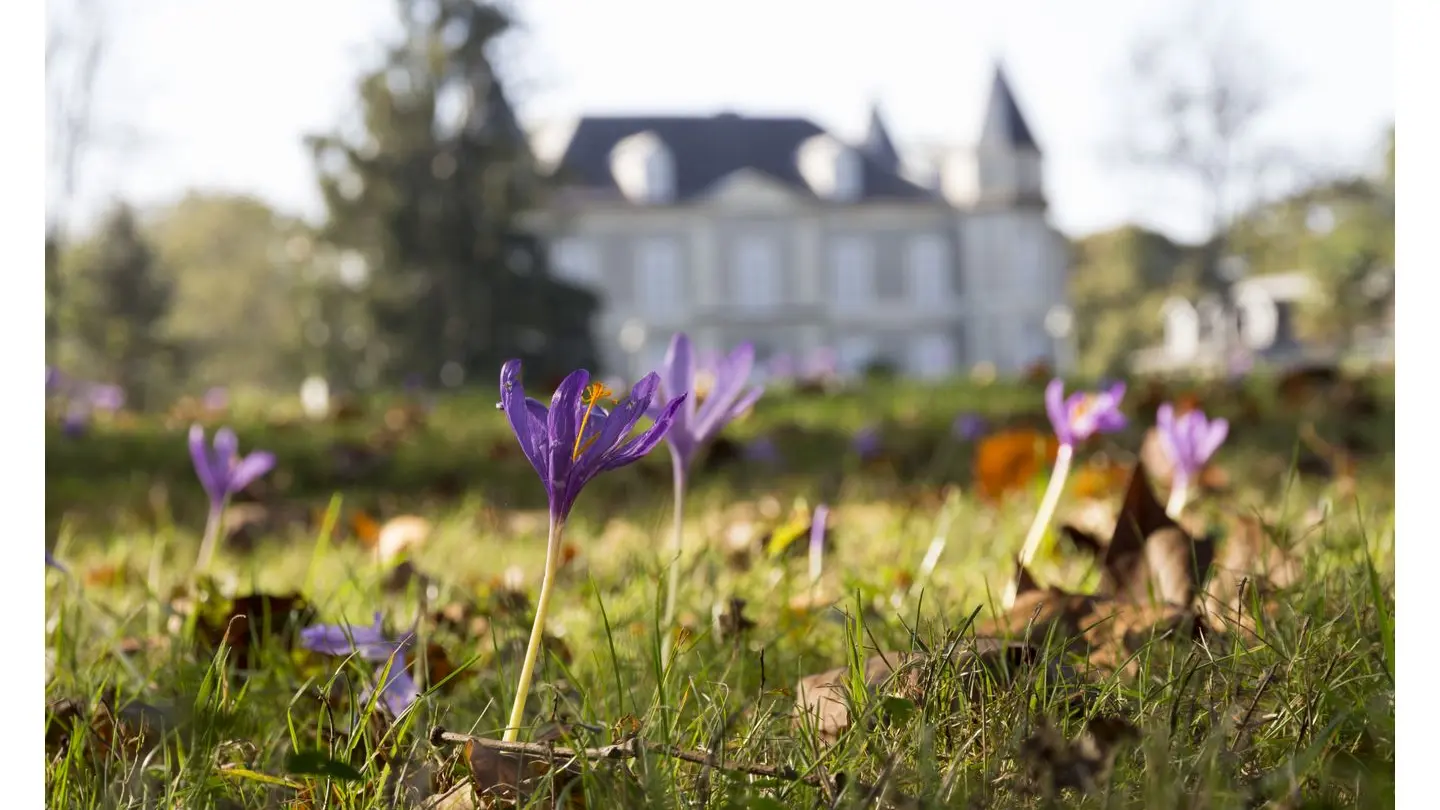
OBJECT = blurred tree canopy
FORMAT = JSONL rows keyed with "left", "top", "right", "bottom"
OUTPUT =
{"left": 1068, "top": 127, "right": 1394, "bottom": 375}
{"left": 58, "top": 203, "right": 179, "bottom": 409}
{"left": 307, "top": 0, "right": 598, "bottom": 390}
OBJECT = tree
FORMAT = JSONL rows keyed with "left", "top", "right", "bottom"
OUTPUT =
{"left": 146, "top": 193, "right": 318, "bottom": 391}
{"left": 308, "top": 0, "right": 598, "bottom": 390}
{"left": 1114, "top": 1, "right": 1305, "bottom": 291}
{"left": 46, "top": 0, "right": 107, "bottom": 358}
{"left": 66, "top": 204, "right": 179, "bottom": 409}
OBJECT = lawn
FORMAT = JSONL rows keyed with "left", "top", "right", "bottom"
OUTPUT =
{"left": 43, "top": 372, "right": 1395, "bottom": 808}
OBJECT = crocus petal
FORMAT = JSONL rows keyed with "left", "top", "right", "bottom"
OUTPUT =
{"left": 602, "top": 393, "right": 686, "bottom": 472}
{"left": 722, "top": 385, "right": 764, "bottom": 425}
{"left": 1094, "top": 409, "right": 1129, "bottom": 433}
{"left": 372, "top": 652, "right": 420, "bottom": 715}
{"left": 500, "top": 360, "right": 547, "bottom": 478}
{"left": 661, "top": 333, "right": 697, "bottom": 430}
{"left": 1044, "top": 379, "right": 1072, "bottom": 445}
{"left": 584, "top": 374, "right": 660, "bottom": 477}
{"left": 1102, "top": 382, "right": 1127, "bottom": 409}
{"left": 188, "top": 424, "right": 220, "bottom": 504}
{"left": 212, "top": 428, "right": 240, "bottom": 493}
{"left": 1196, "top": 417, "right": 1229, "bottom": 464}
{"left": 301, "top": 613, "right": 393, "bottom": 659}
{"left": 546, "top": 369, "right": 590, "bottom": 509}
{"left": 228, "top": 451, "right": 276, "bottom": 494}
{"left": 1156, "top": 404, "right": 1175, "bottom": 433}
{"left": 693, "top": 343, "right": 755, "bottom": 440}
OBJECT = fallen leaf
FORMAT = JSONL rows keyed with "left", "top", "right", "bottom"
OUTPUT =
{"left": 1201, "top": 515, "right": 1303, "bottom": 635}
{"left": 1019, "top": 716, "right": 1138, "bottom": 796}
{"left": 794, "top": 638, "right": 1042, "bottom": 744}
{"left": 88, "top": 688, "right": 174, "bottom": 760}
{"left": 464, "top": 736, "right": 584, "bottom": 808}
{"left": 974, "top": 429, "right": 1059, "bottom": 502}
{"left": 1098, "top": 460, "right": 1213, "bottom": 607}
{"left": 197, "top": 592, "right": 315, "bottom": 670}
{"left": 376, "top": 515, "right": 432, "bottom": 564}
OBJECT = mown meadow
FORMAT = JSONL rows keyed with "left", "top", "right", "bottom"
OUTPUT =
{"left": 44, "top": 362, "right": 1395, "bottom": 808}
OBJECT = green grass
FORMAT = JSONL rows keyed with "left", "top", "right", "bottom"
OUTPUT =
{"left": 44, "top": 376, "right": 1395, "bottom": 808}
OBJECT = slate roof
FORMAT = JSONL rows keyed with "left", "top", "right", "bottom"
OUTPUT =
{"left": 987, "top": 68, "right": 1039, "bottom": 151}
{"left": 861, "top": 104, "right": 902, "bottom": 174}
{"left": 549, "top": 113, "right": 934, "bottom": 202}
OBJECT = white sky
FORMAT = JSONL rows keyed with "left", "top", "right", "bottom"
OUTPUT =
{"left": 52, "top": 0, "right": 1394, "bottom": 242}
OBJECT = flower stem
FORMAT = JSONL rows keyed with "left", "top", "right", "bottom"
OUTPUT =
{"left": 1166, "top": 477, "right": 1190, "bottom": 519}
{"left": 193, "top": 503, "right": 225, "bottom": 576}
{"left": 660, "top": 448, "right": 687, "bottom": 661}
{"left": 504, "top": 515, "right": 565, "bottom": 743}
{"left": 1004, "top": 443, "right": 1075, "bottom": 609}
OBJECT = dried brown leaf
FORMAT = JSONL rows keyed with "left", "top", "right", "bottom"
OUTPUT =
{"left": 793, "top": 638, "right": 1041, "bottom": 744}
{"left": 464, "top": 737, "right": 585, "bottom": 808}
{"left": 1100, "top": 461, "right": 1213, "bottom": 607}
{"left": 1020, "top": 716, "right": 1138, "bottom": 796}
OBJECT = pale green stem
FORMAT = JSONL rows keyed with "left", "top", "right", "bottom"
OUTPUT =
{"left": 193, "top": 503, "right": 226, "bottom": 576}
{"left": 1003, "top": 443, "right": 1075, "bottom": 609}
{"left": 659, "top": 448, "right": 686, "bottom": 661}
{"left": 503, "top": 514, "right": 565, "bottom": 743}
{"left": 1166, "top": 476, "right": 1190, "bottom": 519}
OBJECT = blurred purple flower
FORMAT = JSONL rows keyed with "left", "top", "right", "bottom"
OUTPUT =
{"left": 744, "top": 435, "right": 782, "bottom": 466}
{"left": 766, "top": 352, "right": 796, "bottom": 382}
{"left": 61, "top": 402, "right": 90, "bottom": 437}
{"left": 649, "top": 333, "right": 765, "bottom": 472}
{"left": 808, "top": 503, "right": 829, "bottom": 583}
{"left": 202, "top": 386, "right": 229, "bottom": 412}
{"left": 1044, "top": 379, "right": 1127, "bottom": 447}
{"left": 852, "top": 425, "right": 883, "bottom": 460}
{"left": 952, "top": 413, "right": 989, "bottom": 442}
{"left": 301, "top": 613, "right": 419, "bottom": 715}
{"left": 500, "top": 360, "right": 684, "bottom": 522}
{"left": 802, "top": 347, "right": 838, "bottom": 381}
{"left": 1155, "top": 404, "right": 1229, "bottom": 486}
{"left": 46, "top": 550, "right": 67, "bottom": 573}
{"left": 88, "top": 384, "right": 125, "bottom": 414}
{"left": 189, "top": 425, "right": 276, "bottom": 511}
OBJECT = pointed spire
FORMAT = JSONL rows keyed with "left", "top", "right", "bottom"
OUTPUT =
{"left": 979, "top": 65, "right": 1038, "bottom": 152}
{"left": 861, "top": 101, "right": 901, "bottom": 173}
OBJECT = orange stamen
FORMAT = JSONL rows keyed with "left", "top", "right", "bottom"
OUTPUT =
{"left": 571, "top": 382, "right": 615, "bottom": 460}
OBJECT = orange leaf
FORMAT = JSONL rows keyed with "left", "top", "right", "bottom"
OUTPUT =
{"left": 974, "top": 428, "right": 1059, "bottom": 502}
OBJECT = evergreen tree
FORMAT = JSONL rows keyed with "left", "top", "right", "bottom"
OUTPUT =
{"left": 308, "top": 0, "right": 597, "bottom": 390}
{"left": 69, "top": 203, "right": 179, "bottom": 409}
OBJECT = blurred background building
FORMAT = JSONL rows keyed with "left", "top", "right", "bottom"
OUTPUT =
{"left": 527, "top": 68, "right": 1069, "bottom": 382}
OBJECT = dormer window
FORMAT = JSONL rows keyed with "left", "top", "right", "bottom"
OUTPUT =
{"left": 609, "top": 132, "right": 675, "bottom": 204}
{"left": 797, "top": 134, "right": 862, "bottom": 202}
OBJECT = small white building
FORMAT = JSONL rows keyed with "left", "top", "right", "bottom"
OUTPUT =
{"left": 1131, "top": 272, "right": 1334, "bottom": 376}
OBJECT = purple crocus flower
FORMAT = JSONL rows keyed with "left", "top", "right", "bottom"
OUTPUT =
{"left": 202, "top": 386, "right": 229, "bottom": 412}
{"left": 499, "top": 360, "right": 684, "bottom": 523}
{"left": 952, "top": 413, "right": 989, "bottom": 442}
{"left": 61, "top": 402, "right": 90, "bottom": 437}
{"left": 1044, "top": 379, "right": 1128, "bottom": 448}
{"left": 744, "top": 436, "right": 782, "bottom": 467}
{"left": 498, "top": 359, "right": 685, "bottom": 743}
{"left": 650, "top": 333, "right": 765, "bottom": 472}
{"left": 1155, "top": 403, "right": 1229, "bottom": 488}
{"left": 808, "top": 503, "right": 829, "bottom": 583}
{"left": 189, "top": 425, "right": 276, "bottom": 511}
{"left": 852, "top": 425, "right": 883, "bottom": 460}
{"left": 189, "top": 425, "right": 276, "bottom": 573}
{"left": 301, "top": 613, "right": 419, "bottom": 715}
{"left": 88, "top": 384, "right": 125, "bottom": 414}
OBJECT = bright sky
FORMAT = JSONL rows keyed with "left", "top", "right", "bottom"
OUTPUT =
{"left": 54, "top": 0, "right": 1394, "bottom": 242}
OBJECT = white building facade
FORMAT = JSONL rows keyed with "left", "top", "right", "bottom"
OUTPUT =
{"left": 527, "top": 68, "right": 1071, "bottom": 381}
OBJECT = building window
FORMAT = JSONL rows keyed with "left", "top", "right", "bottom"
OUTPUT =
{"left": 836, "top": 335, "right": 878, "bottom": 378}
{"left": 907, "top": 333, "right": 955, "bottom": 379}
{"left": 732, "top": 236, "right": 782, "bottom": 311}
{"left": 906, "top": 234, "right": 950, "bottom": 306}
{"left": 551, "top": 238, "right": 600, "bottom": 286}
{"left": 635, "top": 238, "right": 684, "bottom": 315}
{"left": 831, "top": 237, "right": 873, "bottom": 313}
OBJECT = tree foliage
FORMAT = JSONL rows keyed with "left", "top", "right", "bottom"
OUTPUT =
{"left": 308, "top": 0, "right": 598, "bottom": 390}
